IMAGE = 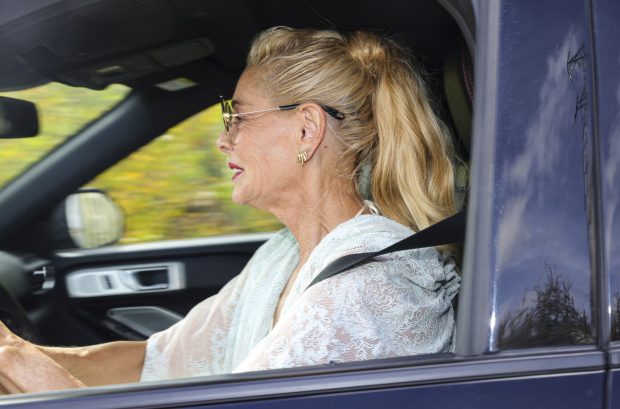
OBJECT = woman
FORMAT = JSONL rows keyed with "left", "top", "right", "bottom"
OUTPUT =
{"left": 0, "top": 26, "right": 459, "bottom": 393}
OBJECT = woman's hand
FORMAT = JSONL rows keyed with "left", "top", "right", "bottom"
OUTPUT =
{"left": 0, "top": 320, "right": 85, "bottom": 394}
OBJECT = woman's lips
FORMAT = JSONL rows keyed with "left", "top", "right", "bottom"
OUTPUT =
{"left": 229, "top": 162, "right": 245, "bottom": 181}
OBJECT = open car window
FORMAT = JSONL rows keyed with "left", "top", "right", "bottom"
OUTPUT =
{"left": 0, "top": 83, "right": 129, "bottom": 190}
{"left": 85, "top": 104, "right": 282, "bottom": 245}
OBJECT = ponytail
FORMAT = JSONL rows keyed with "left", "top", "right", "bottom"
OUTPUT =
{"left": 369, "top": 37, "right": 456, "bottom": 231}
{"left": 248, "top": 27, "right": 457, "bottom": 236}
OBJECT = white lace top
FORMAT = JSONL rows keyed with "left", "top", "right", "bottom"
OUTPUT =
{"left": 140, "top": 214, "right": 460, "bottom": 381}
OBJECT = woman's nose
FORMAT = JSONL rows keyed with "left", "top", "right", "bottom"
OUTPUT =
{"left": 216, "top": 131, "right": 233, "bottom": 152}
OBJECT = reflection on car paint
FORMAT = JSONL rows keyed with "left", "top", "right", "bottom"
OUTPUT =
{"left": 498, "top": 265, "right": 592, "bottom": 348}
{"left": 491, "top": 0, "right": 594, "bottom": 350}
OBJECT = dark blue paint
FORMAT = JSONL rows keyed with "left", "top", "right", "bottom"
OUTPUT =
{"left": 609, "top": 369, "right": 620, "bottom": 409}
{"left": 488, "top": 0, "right": 595, "bottom": 349}
{"left": 156, "top": 373, "right": 604, "bottom": 409}
{"left": 0, "top": 370, "right": 604, "bottom": 409}
{"left": 591, "top": 0, "right": 620, "bottom": 406}
{"left": 591, "top": 0, "right": 620, "bottom": 339}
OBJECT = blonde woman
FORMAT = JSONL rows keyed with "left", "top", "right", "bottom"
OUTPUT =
{"left": 0, "top": 26, "right": 460, "bottom": 392}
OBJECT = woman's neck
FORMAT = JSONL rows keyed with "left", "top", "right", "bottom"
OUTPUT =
{"left": 271, "top": 181, "right": 363, "bottom": 263}
{"left": 269, "top": 182, "right": 363, "bottom": 326}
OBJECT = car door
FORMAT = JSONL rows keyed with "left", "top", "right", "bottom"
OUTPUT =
{"left": 41, "top": 231, "right": 270, "bottom": 345}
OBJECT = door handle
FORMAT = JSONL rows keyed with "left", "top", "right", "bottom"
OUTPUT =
{"left": 120, "top": 268, "right": 170, "bottom": 291}
{"left": 66, "top": 262, "right": 185, "bottom": 298}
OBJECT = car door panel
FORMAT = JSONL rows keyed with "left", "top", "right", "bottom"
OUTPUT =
{"left": 0, "top": 350, "right": 605, "bottom": 408}
{"left": 30, "top": 234, "right": 272, "bottom": 345}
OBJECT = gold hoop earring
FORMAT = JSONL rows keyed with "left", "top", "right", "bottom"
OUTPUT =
{"left": 296, "top": 147, "right": 311, "bottom": 167}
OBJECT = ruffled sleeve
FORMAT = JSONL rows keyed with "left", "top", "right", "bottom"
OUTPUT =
{"left": 140, "top": 228, "right": 298, "bottom": 382}
{"left": 140, "top": 269, "right": 243, "bottom": 381}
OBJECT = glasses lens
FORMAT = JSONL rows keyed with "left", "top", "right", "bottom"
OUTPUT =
{"left": 220, "top": 97, "right": 233, "bottom": 132}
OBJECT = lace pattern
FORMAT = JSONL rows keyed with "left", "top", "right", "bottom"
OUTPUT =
{"left": 140, "top": 214, "right": 460, "bottom": 381}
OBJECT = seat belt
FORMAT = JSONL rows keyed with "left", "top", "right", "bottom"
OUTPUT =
{"left": 306, "top": 210, "right": 466, "bottom": 290}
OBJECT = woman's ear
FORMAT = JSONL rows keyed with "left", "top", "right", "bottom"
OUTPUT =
{"left": 297, "top": 103, "right": 327, "bottom": 153}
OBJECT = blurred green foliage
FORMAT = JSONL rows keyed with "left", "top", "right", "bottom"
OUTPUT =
{"left": 0, "top": 83, "right": 129, "bottom": 186}
{"left": 0, "top": 83, "right": 282, "bottom": 245}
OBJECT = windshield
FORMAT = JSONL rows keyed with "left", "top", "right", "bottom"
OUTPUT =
{"left": 0, "top": 82, "right": 129, "bottom": 189}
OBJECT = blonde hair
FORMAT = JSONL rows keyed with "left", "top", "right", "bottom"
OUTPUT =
{"left": 247, "top": 27, "right": 457, "bottom": 233}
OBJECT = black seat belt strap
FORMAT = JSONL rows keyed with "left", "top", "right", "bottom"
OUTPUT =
{"left": 306, "top": 210, "right": 466, "bottom": 290}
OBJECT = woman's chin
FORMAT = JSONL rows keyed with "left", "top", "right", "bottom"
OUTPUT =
{"left": 231, "top": 192, "right": 245, "bottom": 205}
{"left": 231, "top": 188, "right": 251, "bottom": 206}
{"left": 232, "top": 190, "right": 268, "bottom": 211}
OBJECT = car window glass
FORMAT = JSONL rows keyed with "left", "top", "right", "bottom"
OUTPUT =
{"left": 85, "top": 104, "right": 282, "bottom": 244}
{"left": 491, "top": 0, "right": 596, "bottom": 349}
{"left": 0, "top": 83, "right": 129, "bottom": 189}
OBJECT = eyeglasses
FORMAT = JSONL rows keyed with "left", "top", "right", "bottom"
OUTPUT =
{"left": 220, "top": 96, "right": 345, "bottom": 144}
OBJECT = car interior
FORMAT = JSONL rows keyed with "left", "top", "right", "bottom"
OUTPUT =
{"left": 0, "top": 0, "right": 474, "bottom": 387}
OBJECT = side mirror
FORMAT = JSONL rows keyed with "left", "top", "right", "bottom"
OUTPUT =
{"left": 52, "top": 190, "right": 124, "bottom": 249}
{"left": 0, "top": 96, "right": 39, "bottom": 138}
